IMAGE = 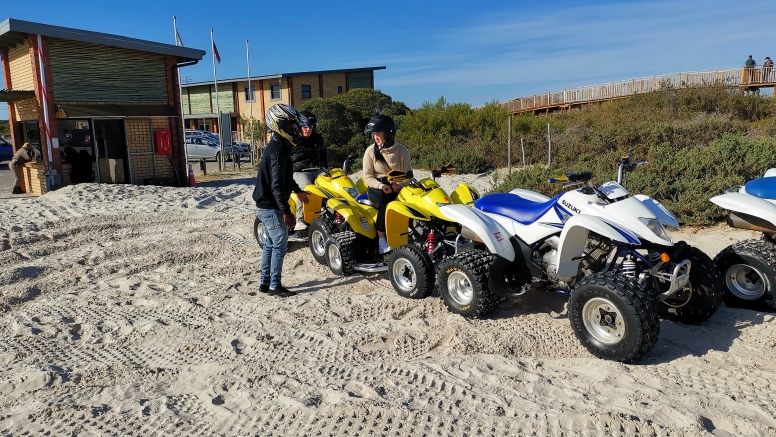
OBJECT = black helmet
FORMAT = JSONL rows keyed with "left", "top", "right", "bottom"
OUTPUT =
{"left": 299, "top": 110, "right": 317, "bottom": 128}
{"left": 265, "top": 104, "right": 303, "bottom": 145}
{"left": 364, "top": 115, "right": 396, "bottom": 147}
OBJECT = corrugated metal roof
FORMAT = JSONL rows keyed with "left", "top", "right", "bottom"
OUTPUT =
{"left": 0, "top": 18, "right": 205, "bottom": 63}
{"left": 182, "top": 66, "right": 386, "bottom": 87}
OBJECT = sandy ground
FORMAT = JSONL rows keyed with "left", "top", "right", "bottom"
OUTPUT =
{"left": 0, "top": 171, "right": 774, "bottom": 436}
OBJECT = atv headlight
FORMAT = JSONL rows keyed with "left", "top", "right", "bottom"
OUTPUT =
{"left": 638, "top": 217, "right": 672, "bottom": 242}
{"left": 343, "top": 187, "right": 359, "bottom": 200}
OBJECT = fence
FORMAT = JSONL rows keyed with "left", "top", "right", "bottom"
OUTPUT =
{"left": 502, "top": 67, "right": 775, "bottom": 114}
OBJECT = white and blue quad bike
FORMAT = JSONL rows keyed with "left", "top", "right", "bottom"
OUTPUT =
{"left": 438, "top": 156, "right": 723, "bottom": 362}
{"left": 710, "top": 168, "right": 776, "bottom": 311}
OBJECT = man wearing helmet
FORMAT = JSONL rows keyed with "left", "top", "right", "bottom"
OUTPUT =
{"left": 362, "top": 115, "right": 412, "bottom": 254}
{"left": 289, "top": 110, "right": 328, "bottom": 231}
{"left": 252, "top": 104, "right": 310, "bottom": 297}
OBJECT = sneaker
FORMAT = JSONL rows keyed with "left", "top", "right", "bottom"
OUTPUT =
{"left": 378, "top": 238, "right": 392, "bottom": 254}
{"left": 11, "top": 187, "right": 24, "bottom": 194}
{"left": 293, "top": 219, "right": 308, "bottom": 231}
{"left": 259, "top": 284, "right": 270, "bottom": 293}
{"left": 268, "top": 285, "right": 297, "bottom": 298}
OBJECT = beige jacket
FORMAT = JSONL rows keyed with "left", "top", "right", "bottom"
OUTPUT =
{"left": 362, "top": 142, "right": 411, "bottom": 190}
{"left": 10, "top": 146, "right": 39, "bottom": 167}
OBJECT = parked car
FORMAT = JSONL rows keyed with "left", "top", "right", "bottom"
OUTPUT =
{"left": 0, "top": 137, "right": 13, "bottom": 162}
{"left": 62, "top": 129, "right": 94, "bottom": 155}
{"left": 185, "top": 135, "right": 220, "bottom": 161}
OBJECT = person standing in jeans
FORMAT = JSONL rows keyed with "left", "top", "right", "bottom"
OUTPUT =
{"left": 252, "top": 104, "right": 309, "bottom": 297}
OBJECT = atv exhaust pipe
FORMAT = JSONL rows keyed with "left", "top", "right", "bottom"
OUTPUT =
{"left": 727, "top": 212, "right": 776, "bottom": 233}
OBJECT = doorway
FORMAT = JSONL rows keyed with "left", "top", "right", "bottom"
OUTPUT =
{"left": 93, "top": 120, "right": 129, "bottom": 184}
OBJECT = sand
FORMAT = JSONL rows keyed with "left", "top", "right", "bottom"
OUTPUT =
{"left": 0, "top": 170, "right": 774, "bottom": 436}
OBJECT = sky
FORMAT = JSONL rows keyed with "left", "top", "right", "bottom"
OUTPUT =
{"left": 1, "top": 0, "right": 774, "bottom": 121}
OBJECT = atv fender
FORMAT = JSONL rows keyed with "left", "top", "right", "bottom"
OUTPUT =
{"left": 451, "top": 183, "right": 480, "bottom": 206}
{"left": 385, "top": 202, "right": 430, "bottom": 248}
{"left": 709, "top": 192, "right": 776, "bottom": 230}
{"left": 633, "top": 194, "right": 680, "bottom": 228}
{"left": 327, "top": 198, "right": 377, "bottom": 239}
{"left": 508, "top": 188, "right": 551, "bottom": 202}
{"left": 356, "top": 178, "right": 368, "bottom": 195}
{"left": 556, "top": 214, "right": 641, "bottom": 280}
{"left": 297, "top": 185, "right": 326, "bottom": 223}
{"left": 440, "top": 204, "right": 515, "bottom": 261}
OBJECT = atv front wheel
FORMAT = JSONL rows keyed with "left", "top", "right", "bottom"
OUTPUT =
{"left": 388, "top": 243, "right": 435, "bottom": 299}
{"left": 659, "top": 245, "right": 724, "bottom": 323}
{"left": 326, "top": 231, "right": 356, "bottom": 276}
{"left": 437, "top": 250, "right": 501, "bottom": 318}
{"left": 308, "top": 216, "right": 335, "bottom": 265}
{"left": 569, "top": 272, "right": 659, "bottom": 363}
{"left": 714, "top": 239, "right": 776, "bottom": 311}
{"left": 253, "top": 216, "right": 267, "bottom": 249}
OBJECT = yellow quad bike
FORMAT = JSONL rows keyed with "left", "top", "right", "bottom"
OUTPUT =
{"left": 253, "top": 156, "right": 367, "bottom": 263}
{"left": 324, "top": 165, "right": 480, "bottom": 290}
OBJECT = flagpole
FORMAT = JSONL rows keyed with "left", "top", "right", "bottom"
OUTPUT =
{"left": 173, "top": 16, "right": 188, "bottom": 168}
{"left": 246, "top": 38, "right": 255, "bottom": 166}
{"left": 210, "top": 28, "right": 223, "bottom": 169}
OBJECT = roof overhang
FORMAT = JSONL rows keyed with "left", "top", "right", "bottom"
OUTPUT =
{"left": 0, "top": 89, "right": 35, "bottom": 102}
{"left": 0, "top": 18, "right": 205, "bottom": 64}
{"left": 182, "top": 66, "right": 387, "bottom": 87}
{"left": 56, "top": 104, "right": 178, "bottom": 118}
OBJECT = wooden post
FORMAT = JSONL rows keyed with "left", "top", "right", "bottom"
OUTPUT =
{"left": 547, "top": 123, "right": 551, "bottom": 167}
{"left": 507, "top": 114, "right": 512, "bottom": 176}
{"left": 521, "top": 138, "right": 525, "bottom": 169}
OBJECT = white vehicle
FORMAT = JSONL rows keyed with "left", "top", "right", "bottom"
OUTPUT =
{"left": 185, "top": 135, "right": 220, "bottom": 161}
{"left": 436, "top": 156, "right": 723, "bottom": 362}
{"left": 709, "top": 169, "right": 776, "bottom": 311}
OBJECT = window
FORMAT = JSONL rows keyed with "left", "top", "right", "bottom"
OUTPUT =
{"left": 301, "top": 84, "right": 312, "bottom": 99}
{"left": 337, "top": 86, "right": 343, "bottom": 94}
{"left": 270, "top": 84, "right": 281, "bottom": 100}
{"left": 244, "top": 84, "right": 255, "bottom": 102}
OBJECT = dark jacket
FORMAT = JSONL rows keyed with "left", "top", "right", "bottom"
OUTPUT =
{"left": 290, "top": 132, "right": 327, "bottom": 172}
{"left": 253, "top": 134, "right": 302, "bottom": 213}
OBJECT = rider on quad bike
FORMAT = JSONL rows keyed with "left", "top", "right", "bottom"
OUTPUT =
{"left": 362, "top": 115, "right": 413, "bottom": 255}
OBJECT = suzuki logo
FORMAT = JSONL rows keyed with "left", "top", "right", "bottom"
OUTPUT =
{"left": 561, "top": 199, "right": 581, "bottom": 215}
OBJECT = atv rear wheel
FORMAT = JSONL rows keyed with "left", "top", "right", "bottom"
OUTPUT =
{"left": 569, "top": 272, "right": 659, "bottom": 363}
{"left": 326, "top": 231, "right": 356, "bottom": 276}
{"left": 659, "top": 245, "right": 723, "bottom": 323}
{"left": 253, "top": 216, "right": 267, "bottom": 249}
{"left": 308, "top": 216, "right": 335, "bottom": 265}
{"left": 714, "top": 239, "right": 776, "bottom": 311}
{"left": 388, "top": 243, "right": 435, "bottom": 299}
{"left": 437, "top": 250, "right": 502, "bottom": 318}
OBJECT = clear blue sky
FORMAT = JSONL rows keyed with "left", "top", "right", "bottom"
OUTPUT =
{"left": 1, "top": 0, "right": 774, "bottom": 120}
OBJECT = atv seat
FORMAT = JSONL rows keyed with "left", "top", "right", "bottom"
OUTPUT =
{"left": 744, "top": 177, "right": 776, "bottom": 200}
{"left": 475, "top": 193, "right": 561, "bottom": 225}
{"left": 356, "top": 192, "right": 374, "bottom": 207}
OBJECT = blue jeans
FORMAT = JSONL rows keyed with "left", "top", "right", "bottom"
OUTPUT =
{"left": 256, "top": 208, "right": 289, "bottom": 289}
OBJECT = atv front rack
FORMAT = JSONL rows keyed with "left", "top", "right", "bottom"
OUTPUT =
{"left": 655, "top": 259, "right": 691, "bottom": 301}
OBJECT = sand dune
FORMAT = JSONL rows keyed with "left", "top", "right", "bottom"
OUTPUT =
{"left": 0, "top": 173, "right": 774, "bottom": 436}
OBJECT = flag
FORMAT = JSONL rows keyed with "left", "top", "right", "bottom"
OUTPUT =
{"left": 212, "top": 41, "right": 221, "bottom": 63}
{"left": 175, "top": 29, "right": 184, "bottom": 47}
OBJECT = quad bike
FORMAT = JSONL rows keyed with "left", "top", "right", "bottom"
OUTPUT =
{"left": 435, "top": 155, "right": 723, "bottom": 362}
{"left": 324, "top": 165, "right": 480, "bottom": 284}
{"left": 253, "top": 156, "right": 366, "bottom": 260}
{"left": 383, "top": 164, "right": 480, "bottom": 299}
{"left": 709, "top": 168, "right": 776, "bottom": 311}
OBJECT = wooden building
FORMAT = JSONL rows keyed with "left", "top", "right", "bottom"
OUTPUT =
{"left": 0, "top": 18, "right": 205, "bottom": 194}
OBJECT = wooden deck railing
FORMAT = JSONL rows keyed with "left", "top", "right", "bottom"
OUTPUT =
{"left": 502, "top": 67, "right": 776, "bottom": 114}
